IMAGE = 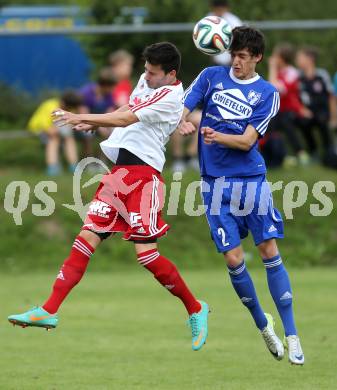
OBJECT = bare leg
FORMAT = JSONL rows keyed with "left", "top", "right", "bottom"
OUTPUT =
{"left": 64, "top": 135, "right": 78, "bottom": 166}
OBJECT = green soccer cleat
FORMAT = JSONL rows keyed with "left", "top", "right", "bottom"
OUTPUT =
{"left": 8, "top": 306, "right": 58, "bottom": 330}
{"left": 188, "top": 300, "right": 209, "bottom": 351}
{"left": 261, "top": 313, "right": 284, "bottom": 361}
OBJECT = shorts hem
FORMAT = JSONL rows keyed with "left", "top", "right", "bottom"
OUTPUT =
{"left": 254, "top": 234, "right": 284, "bottom": 246}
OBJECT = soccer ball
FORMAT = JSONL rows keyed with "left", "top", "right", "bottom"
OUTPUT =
{"left": 192, "top": 16, "right": 232, "bottom": 56}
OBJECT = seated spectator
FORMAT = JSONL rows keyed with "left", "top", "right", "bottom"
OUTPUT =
{"left": 268, "top": 43, "right": 312, "bottom": 166}
{"left": 28, "top": 90, "right": 82, "bottom": 176}
{"left": 80, "top": 67, "right": 116, "bottom": 114}
{"left": 109, "top": 50, "right": 134, "bottom": 108}
{"left": 295, "top": 46, "right": 337, "bottom": 163}
{"left": 79, "top": 67, "right": 116, "bottom": 159}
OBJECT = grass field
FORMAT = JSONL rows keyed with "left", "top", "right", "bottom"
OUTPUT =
{"left": 1, "top": 268, "right": 336, "bottom": 390}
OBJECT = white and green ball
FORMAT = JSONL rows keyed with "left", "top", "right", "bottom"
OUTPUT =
{"left": 193, "top": 16, "right": 232, "bottom": 56}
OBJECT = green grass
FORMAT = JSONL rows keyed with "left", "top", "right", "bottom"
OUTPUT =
{"left": 1, "top": 268, "right": 336, "bottom": 390}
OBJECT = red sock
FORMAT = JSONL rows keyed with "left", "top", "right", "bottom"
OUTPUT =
{"left": 137, "top": 249, "right": 201, "bottom": 315}
{"left": 43, "top": 236, "right": 95, "bottom": 314}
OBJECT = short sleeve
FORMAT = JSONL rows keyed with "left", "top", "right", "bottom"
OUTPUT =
{"left": 183, "top": 68, "right": 210, "bottom": 112}
{"left": 249, "top": 91, "right": 280, "bottom": 137}
{"left": 130, "top": 88, "right": 175, "bottom": 123}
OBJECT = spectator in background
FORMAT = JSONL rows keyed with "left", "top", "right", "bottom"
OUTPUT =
{"left": 109, "top": 50, "right": 134, "bottom": 108}
{"left": 209, "top": 0, "right": 242, "bottom": 66}
{"left": 331, "top": 72, "right": 337, "bottom": 133}
{"left": 170, "top": 0, "right": 242, "bottom": 173}
{"left": 269, "top": 43, "right": 312, "bottom": 166}
{"left": 79, "top": 67, "right": 116, "bottom": 160}
{"left": 28, "top": 90, "right": 82, "bottom": 176}
{"left": 295, "top": 46, "right": 337, "bottom": 163}
{"left": 80, "top": 67, "right": 116, "bottom": 114}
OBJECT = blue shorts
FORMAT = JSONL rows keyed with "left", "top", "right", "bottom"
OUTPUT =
{"left": 201, "top": 174, "right": 284, "bottom": 253}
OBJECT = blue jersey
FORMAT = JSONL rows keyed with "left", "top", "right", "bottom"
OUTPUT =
{"left": 183, "top": 66, "right": 280, "bottom": 177}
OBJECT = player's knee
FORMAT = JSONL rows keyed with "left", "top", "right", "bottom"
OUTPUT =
{"left": 258, "top": 239, "right": 278, "bottom": 259}
{"left": 224, "top": 252, "right": 243, "bottom": 268}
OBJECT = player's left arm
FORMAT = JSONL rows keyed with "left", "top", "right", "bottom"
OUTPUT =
{"left": 201, "top": 124, "right": 259, "bottom": 151}
{"left": 52, "top": 109, "right": 139, "bottom": 128}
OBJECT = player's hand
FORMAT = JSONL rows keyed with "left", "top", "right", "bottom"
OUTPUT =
{"left": 52, "top": 109, "right": 81, "bottom": 126}
{"left": 73, "top": 123, "right": 96, "bottom": 132}
{"left": 201, "top": 126, "right": 217, "bottom": 144}
{"left": 178, "top": 119, "right": 196, "bottom": 136}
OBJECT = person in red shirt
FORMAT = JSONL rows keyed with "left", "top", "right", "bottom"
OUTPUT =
{"left": 109, "top": 50, "right": 134, "bottom": 108}
{"left": 268, "top": 43, "right": 312, "bottom": 165}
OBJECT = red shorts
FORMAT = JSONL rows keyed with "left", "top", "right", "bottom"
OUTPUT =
{"left": 82, "top": 165, "right": 169, "bottom": 241}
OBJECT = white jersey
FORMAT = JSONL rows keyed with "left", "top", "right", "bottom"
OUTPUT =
{"left": 100, "top": 74, "right": 184, "bottom": 172}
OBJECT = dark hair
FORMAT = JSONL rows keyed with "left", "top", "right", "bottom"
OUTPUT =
{"left": 142, "top": 42, "right": 181, "bottom": 74}
{"left": 97, "top": 67, "right": 116, "bottom": 86}
{"left": 210, "top": 0, "right": 230, "bottom": 7}
{"left": 61, "top": 90, "right": 83, "bottom": 109}
{"left": 273, "top": 43, "right": 295, "bottom": 64}
{"left": 298, "top": 46, "right": 319, "bottom": 63}
{"left": 230, "top": 26, "right": 265, "bottom": 57}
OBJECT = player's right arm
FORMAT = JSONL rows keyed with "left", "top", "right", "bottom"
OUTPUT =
{"left": 178, "top": 107, "right": 196, "bottom": 136}
{"left": 53, "top": 109, "right": 139, "bottom": 128}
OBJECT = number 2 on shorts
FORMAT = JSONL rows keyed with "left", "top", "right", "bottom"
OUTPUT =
{"left": 217, "top": 227, "right": 230, "bottom": 247}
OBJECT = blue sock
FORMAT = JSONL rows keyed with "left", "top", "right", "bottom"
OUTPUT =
{"left": 263, "top": 254, "right": 297, "bottom": 336}
{"left": 227, "top": 261, "right": 267, "bottom": 330}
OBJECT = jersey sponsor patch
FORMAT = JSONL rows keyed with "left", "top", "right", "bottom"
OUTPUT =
{"left": 212, "top": 88, "right": 253, "bottom": 120}
{"left": 88, "top": 200, "right": 111, "bottom": 218}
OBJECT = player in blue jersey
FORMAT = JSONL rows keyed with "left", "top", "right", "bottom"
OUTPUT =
{"left": 180, "top": 26, "right": 304, "bottom": 365}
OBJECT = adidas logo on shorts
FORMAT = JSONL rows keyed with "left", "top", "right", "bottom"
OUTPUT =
{"left": 268, "top": 224, "right": 277, "bottom": 233}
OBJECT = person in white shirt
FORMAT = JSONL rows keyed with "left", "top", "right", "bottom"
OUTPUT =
{"left": 8, "top": 42, "right": 209, "bottom": 352}
{"left": 210, "top": 0, "right": 243, "bottom": 66}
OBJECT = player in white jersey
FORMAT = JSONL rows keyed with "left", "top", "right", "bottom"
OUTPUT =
{"left": 8, "top": 42, "right": 209, "bottom": 351}
{"left": 100, "top": 71, "right": 184, "bottom": 172}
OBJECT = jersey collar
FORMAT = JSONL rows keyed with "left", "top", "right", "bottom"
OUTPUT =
{"left": 229, "top": 67, "right": 260, "bottom": 84}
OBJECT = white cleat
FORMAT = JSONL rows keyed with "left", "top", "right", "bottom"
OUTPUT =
{"left": 261, "top": 313, "right": 284, "bottom": 361}
{"left": 284, "top": 335, "right": 305, "bottom": 365}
